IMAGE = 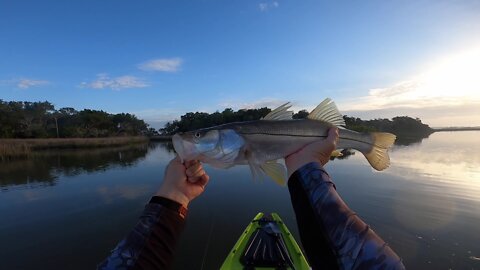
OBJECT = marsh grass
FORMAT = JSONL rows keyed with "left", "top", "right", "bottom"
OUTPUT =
{"left": 0, "top": 136, "right": 148, "bottom": 161}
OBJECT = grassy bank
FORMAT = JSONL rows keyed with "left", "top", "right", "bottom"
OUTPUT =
{"left": 0, "top": 136, "right": 148, "bottom": 160}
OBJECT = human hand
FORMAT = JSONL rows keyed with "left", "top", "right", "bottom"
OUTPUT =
{"left": 285, "top": 127, "right": 339, "bottom": 177}
{"left": 155, "top": 156, "right": 210, "bottom": 208}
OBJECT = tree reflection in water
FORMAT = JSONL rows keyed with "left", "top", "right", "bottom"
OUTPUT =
{"left": 0, "top": 133, "right": 427, "bottom": 189}
{"left": 0, "top": 143, "right": 155, "bottom": 190}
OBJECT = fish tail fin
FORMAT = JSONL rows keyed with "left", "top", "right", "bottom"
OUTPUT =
{"left": 361, "top": 132, "right": 396, "bottom": 171}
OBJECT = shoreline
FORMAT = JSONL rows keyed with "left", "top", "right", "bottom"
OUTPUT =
{"left": 433, "top": 127, "right": 480, "bottom": 132}
{"left": 0, "top": 136, "right": 149, "bottom": 160}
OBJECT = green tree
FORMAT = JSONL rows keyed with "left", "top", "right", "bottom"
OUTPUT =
{"left": 293, "top": 110, "right": 309, "bottom": 119}
{"left": 0, "top": 100, "right": 151, "bottom": 138}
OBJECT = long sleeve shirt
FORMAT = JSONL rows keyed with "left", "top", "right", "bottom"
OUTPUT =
{"left": 98, "top": 162, "right": 405, "bottom": 269}
{"left": 289, "top": 162, "right": 405, "bottom": 269}
{"left": 97, "top": 197, "right": 186, "bottom": 270}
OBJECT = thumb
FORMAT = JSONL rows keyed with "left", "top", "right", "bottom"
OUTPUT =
{"left": 326, "top": 127, "right": 339, "bottom": 149}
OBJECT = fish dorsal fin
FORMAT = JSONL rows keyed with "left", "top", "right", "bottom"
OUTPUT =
{"left": 307, "top": 98, "right": 345, "bottom": 126}
{"left": 261, "top": 102, "right": 293, "bottom": 121}
{"left": 260, "top": 161, "right": 287, "bottom": 186}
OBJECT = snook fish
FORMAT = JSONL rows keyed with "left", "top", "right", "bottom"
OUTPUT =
{"left": 172, "top": 98, "right": 396, "bottom": 185}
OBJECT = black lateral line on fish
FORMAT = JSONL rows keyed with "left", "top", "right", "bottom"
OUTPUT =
{"left": 240, "top": 132, "right": 328, "bottom": 138}
{"left": 239, "top": 132, "right": 389, "bottom": 149}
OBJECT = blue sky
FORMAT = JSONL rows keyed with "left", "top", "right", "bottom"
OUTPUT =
{"left": 2, "top": 0, "right": 480, "bottom": 128}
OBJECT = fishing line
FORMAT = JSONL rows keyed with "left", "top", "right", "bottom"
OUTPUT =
{"left": 200, "top": 207, "right": 215, "bottom": 270}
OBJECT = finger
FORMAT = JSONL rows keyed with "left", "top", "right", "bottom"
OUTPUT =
{"left": 187, "top": 176, "right": 200, "bottom": 183}
{"left": 326, "top": 127, "right": 339, "bottom": 147}
{"left": 187, "top": 172, "right": 208, "bottom": 184}
{"left": 186, "top": 162, "right": 203, "bottom": 177}
{"left": 169, "top": 155, "right": 186, "bottom": 169}
{"left": 185, "top": 160, "right": 199, "bottom": 168}
{"left": 187, "top": 173, "right": 205, "bottom": 184}
{"left": 195, "top": 173, "right": 209, "bottom": 187}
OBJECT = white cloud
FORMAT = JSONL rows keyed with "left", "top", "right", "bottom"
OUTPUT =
{"left": 338, "top": 47, "right": 480, "bottom": 126}
{"left": 81, "top": 74, "right": 148, "bottom": 90}
{"left": 339, "top": 75, "right": 480, "bottom": 127}
{"left": 138, "top": 58, "right": 183, "bottom": 72}
{"left": 259, "top": 1, "right": 279, "bottom": 12}
{"left": 17, "top": 79, "right": 49, "bottom": 89}
{"left": 343, "top": 47, "right": 480, "bottom": 110}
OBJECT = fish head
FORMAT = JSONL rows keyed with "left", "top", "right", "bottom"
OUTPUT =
{"left": 172, "top": 129, "right": 220, "bottom": 161}
{"left": 172, "top": 128, "right": 245, "bottom": 165}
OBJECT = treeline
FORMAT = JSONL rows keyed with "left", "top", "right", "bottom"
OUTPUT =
{"left": 160, "top": 107, "right": 272, "bottom": 134}
{"left": 343, "top": 115, "right": 433, "bottom": 137}
{"left": 160, "top": 107, "right": 434, "bottom": 140}
{"left": 0, "top": 100, "right": 156, "bottom": 138}
{"left": 1, "top": 99, "right": 433, "bottom": 140}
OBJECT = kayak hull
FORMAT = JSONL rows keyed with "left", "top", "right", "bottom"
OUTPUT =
{"left": 220, "top": 212, "right": 310, "bottom": 270}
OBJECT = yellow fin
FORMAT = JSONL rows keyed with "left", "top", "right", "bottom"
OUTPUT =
{"left": 260, "top": 161, "right": 287, "bottom": 186}
{"left": 261, "top": 103, "right": 293, "bottom": 121}
{"left": 307, "top": 98, "right": 345, "bottom": 126}
{"left": 330, "top": 150, "right": 343, "bottom": 157}
{"left": 362, "top": 132, "right": 396, "bottom": 170}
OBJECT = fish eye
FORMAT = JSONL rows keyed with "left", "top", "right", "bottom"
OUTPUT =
{"left": 194, "top": 132, "right": 201, "bottom": 138}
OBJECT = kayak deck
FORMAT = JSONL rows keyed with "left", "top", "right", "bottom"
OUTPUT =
{"left": 220, "top": 212, "right": 310, "bottom": 270}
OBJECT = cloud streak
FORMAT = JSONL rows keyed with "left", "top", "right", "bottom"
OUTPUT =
{"left": 338, "top": 47, "right": 480, "bottom": 126}
{"left": 17, "top": 79, "right": 49, "bottom": 89}
{"left": 259, "top": 1, "right": 279, "bottom": 12}
{"left": 81, "top": 74, "right": 148, "bottom": 90}
{"left": 138, "top": 58, "right": 183, "bottom": 72}
{"left": 339, "top": 76, "right": 480, "bottom": 127}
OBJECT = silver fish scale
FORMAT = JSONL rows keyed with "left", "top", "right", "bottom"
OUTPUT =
{"left": 207, "top": 119, "right": 371, "bottom": 151}
{"left": 216, "top": 119, "right": 372, "bottom": 163}
{"left": 225, "top": 119, "right": 333, "bottom": 137}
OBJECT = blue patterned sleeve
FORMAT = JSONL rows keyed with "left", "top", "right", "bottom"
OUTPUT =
{"left": 290, "top": 162, "right": 405, "bottom": 270}
{"left": 97, "top": 199, "right": 186, "bottom": 270}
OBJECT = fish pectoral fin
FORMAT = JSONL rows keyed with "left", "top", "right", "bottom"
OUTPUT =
{"left": 248, "top": 161, "right": 263, "bottom": 181}
{"left": 307, "top": 98, "right": 346, "bottom": 127}
{"left": 260, "top": 161, "right": 287, "bottom": 186}
{"left": 210, "top": 162, "right": 234, "bottom": 169}
{"left": 261, "top": 102, "right": 293, "bottom": 121}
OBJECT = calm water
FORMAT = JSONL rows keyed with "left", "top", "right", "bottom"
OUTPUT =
{"left": 1, "top": 132, "right": 480, "bottom": 269}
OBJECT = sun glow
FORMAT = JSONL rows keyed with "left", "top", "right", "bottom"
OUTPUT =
{"left": 340, "top": 46, "right": 480, "bottom": 126}
{"left": 344, "top": 46, "right": 480, "bottom": 112}
{"left": 419, "top": 47, "right": 480, "bottom": 100}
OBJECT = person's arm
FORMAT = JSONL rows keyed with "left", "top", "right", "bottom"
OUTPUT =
{"left": 285, "top": 128, "right": 405, "bottom": 270}
{"left": 98, "top": 158, "right": 209, "bottom": 270}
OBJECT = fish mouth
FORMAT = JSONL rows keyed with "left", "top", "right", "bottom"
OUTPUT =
{"left": 172, "top": 134, "right": 197, "bottom": 162}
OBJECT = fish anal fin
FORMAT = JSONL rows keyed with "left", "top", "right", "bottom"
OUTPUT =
{"left": 261, "top": 102, "right": 293, "bottom": 121}
{"left": 260, "top": 161, "right": 287, "bottom": 186}
{"left": 307, "top": 98, "right": 346, "bottom": 126}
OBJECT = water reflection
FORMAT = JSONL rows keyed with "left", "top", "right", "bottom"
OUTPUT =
{"left": 0, "top": 143, "right": 152, "bottom": 190}
{"left": 0, "top": 133, "right": 479, "bottom": 270}
{"left": 394, "top": 135, "right": 429, "bottom": 146}
{"left": 382, "top": 131, "right": 480, "bottom": 269}
{"left": 388, "top": 131, "right": 480, "bottom": 201}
